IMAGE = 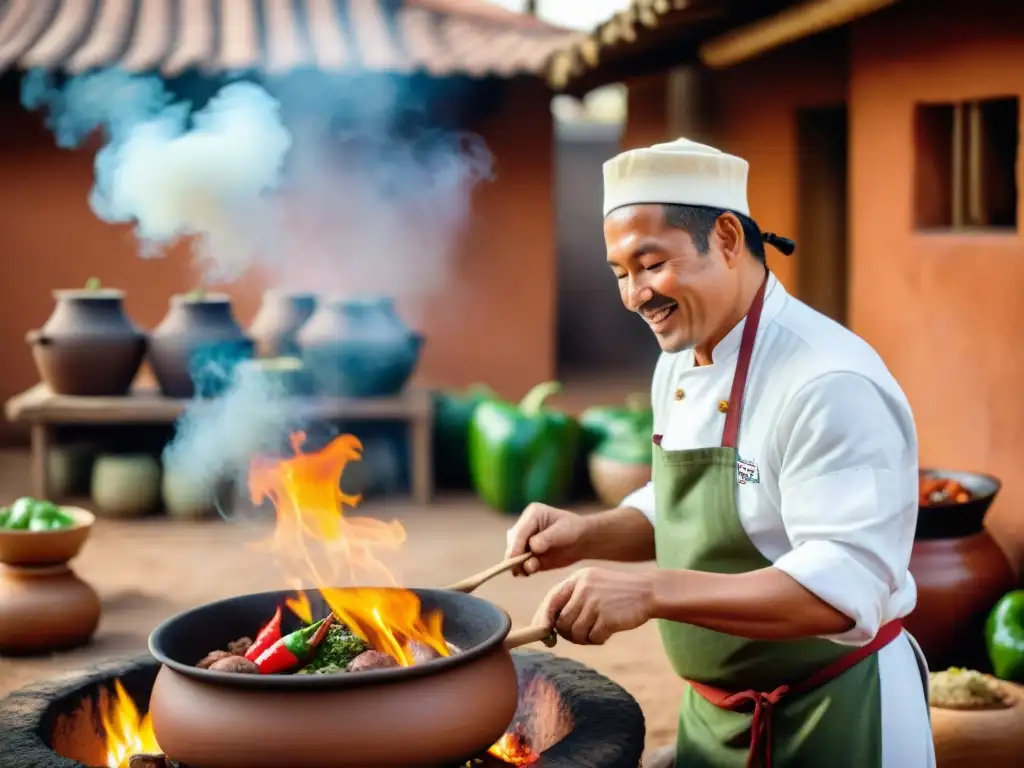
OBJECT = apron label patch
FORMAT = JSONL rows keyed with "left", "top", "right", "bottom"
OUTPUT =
{"left": 736, "top": 456, "right": 760, "bottom": 485}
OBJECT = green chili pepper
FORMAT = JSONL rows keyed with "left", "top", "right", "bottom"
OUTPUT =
{"left": 27, "top": 500, "right": 62, "bottom": 531}
{"left": 468, "top": 381, "right": 580, "bottom": 514}
{"left": 255, "top": 618, "right": 328, "bottom": 674}
{"left": 986, "top": 590, "right": 1024, "bottom": 681}
{"left": 433, "top": 384, "right": 495, "bottom": 490}
{"left": 5, "top": 498, "right": 38, "bottom": 530}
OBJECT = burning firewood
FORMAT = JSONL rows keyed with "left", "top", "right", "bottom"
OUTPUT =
{"left": 128, "top": 755, "right": 169, "bottom": 768}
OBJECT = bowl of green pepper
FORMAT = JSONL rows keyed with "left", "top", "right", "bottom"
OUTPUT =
{"left": 0, "top": 498, "right": 94, "bottom": 566}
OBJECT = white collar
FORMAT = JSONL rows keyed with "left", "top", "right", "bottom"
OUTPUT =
{"left": 686, "top": 272, "right": 788, "bottom": 367}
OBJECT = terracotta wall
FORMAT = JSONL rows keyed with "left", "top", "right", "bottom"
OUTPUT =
{"left": 848, "top": 0, "right": 1024, "bottom": 556}
{"left": 620, "top": 36, "right": 849, "bottom": 291}
{"left": 711, "top": 32, "right": 850, "bottom": 292}
{"left": 0, "top": 78, "right": 555, "bottom": 443}
{"left": 622, "top": 74, "right": 670, "bottom": 152}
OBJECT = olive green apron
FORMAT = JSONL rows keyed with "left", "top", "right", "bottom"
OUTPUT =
{"left": 653, "top": 273, "right": 902, "bottom": 768}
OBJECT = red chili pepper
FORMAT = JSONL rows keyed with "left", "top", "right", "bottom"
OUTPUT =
{"left": 244, "top": 606, "right": 283, "bottom": 662}
{"left": 255, "top": 617, "right": 330, "bottom": 675}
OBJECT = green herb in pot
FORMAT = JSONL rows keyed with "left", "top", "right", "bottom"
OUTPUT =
{"left": 297, "top": 623, "right": 369, "bottom": 675}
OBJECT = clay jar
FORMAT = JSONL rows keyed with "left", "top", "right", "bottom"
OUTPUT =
{"left": 0, "top": 565, "right": 101, "bottom": 654}
{"left": 0, "top": 507, "right": 100, "bottom": 655}
{"left": 28, "top": 289, "right": 146, "bottom": 396}
{"left": 91, "top": 454, "right": 162, "bottom": 518}
{"left": 148, "top": 293, "right": 254, "bottom": 399}
{"left": 297, "top": 296, "right": 424, "bottom": 397}
{"left": 905, "top": 470, "right": 1015, "bottom": 671}
{"left": 248, "top": 290, "right": 317, "bottom": 358}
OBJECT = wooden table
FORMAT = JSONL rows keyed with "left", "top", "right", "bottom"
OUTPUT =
{"left": 4, "top": 384, "right": 435, "bottom": 504}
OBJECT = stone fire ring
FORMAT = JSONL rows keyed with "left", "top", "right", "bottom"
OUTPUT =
{"left": 0, "top": 651, "right": 645, "bottom": 768}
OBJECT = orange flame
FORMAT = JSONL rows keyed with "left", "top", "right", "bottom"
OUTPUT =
{"left": 100, "top": 680, "right": 161, "bottom": 767}
{"left": 285, "top": 587, "right": 313, "bottom": 624}
{"left": 248, "top": 431, "right": 449, "bottom": 665}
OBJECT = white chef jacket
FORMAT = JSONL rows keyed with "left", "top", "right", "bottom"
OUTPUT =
{"left": 623, "top": 274, "right": 920, "bottom": 648}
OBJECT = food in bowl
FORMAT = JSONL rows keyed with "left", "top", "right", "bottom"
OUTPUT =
{"left": 196, "top": 610, "right": 452, "bottom": 676}
{"left": 929, "top": 667, "right": 1011, "bottom": 709}
{"left": 0, "top": 496, "right": 78, "bottom": 531}
{"left": 919, "top": 474, "right": 974, "bottom": 507}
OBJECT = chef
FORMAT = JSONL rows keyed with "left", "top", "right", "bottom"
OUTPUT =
{"left": 505, "top": 138, "right": 933, "bottom": 767}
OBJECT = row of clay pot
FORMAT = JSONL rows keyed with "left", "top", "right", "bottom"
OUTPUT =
{"left": 48, "top": 445, "right": 214, "bottom": 518}
{"left": 73, "top": 451, "right": 214, "bottom": 519}
{"left": 28, "top": 289, "right": 425, "bottom": 399}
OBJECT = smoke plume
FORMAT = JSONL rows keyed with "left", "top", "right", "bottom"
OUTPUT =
{"left": 23, "top": 67, "right": 493, "bottom": 508}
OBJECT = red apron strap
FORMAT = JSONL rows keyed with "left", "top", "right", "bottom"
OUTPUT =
{"left": 721, "top": 272, "right": 770, "bottom": 450}
{"left": 686, "top": 620, "right": 904, "bottom": 768}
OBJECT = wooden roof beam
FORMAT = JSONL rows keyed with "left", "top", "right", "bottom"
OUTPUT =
{"left": 698, "top": 0, "right": 900, "bottom": 69}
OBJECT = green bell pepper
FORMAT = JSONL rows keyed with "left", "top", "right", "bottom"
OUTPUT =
{"left": 986, "top": 590, "right": 1024, "bottom": 681}
{"left": 468, "top": 381, "right": 580, "bottom": 514}
{"left": 592, "top": 408, "right": 654, "bottom": 465}
{"left": 433, "top": 384, "right": 495, "bottom": 490}
{"left": 580, "top": 393, "right": 654, "bottom": 456}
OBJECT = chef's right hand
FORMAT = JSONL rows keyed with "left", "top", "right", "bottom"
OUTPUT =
{"left": 505, "top": 503, "right": 588, "bottom": 577}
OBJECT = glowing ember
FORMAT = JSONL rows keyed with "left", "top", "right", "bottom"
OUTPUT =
{"left": 487, "top": 726, "right": 539, "bottom": 765}
{"left": 99, "top": 680, "right": 161, "bottom": 768}
{"left": 248, "top": 431, "right": 449, "bottom": 665}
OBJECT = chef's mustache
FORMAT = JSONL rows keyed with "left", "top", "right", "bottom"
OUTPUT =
{"left": 638, "top": 293, "right": 676, "bottom": 314}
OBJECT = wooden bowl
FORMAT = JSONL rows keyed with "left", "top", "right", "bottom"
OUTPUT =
{"left": 932, "top": 679, "right": 1024, "bottom": 767}
{"left": 0, "top": 506, "right": 94, "bottom": 566}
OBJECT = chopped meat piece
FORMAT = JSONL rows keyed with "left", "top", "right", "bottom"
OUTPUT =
{"left": 347, "top": 650, "right": 399, "bottom": 672}
{"left": 209, "top": 656, "right": 260, "bottom": 674}
{"left": 196, "top": 650, "right": 234, "bottom": 669}
{"left": 228, "top": 636, "right": 254, "bottom": 656}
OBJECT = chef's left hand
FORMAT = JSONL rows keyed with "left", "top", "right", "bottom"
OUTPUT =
{"left": 534, "top": 567, "right": 655, "bottom": 645}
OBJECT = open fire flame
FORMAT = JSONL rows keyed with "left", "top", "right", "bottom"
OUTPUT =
{"left": 247, "top": 431, "right": 449, "bottom": 664}
{"left": 100, "top": 680, "right": 159, "bottom": 768}
{"left": 95, "top": 432, "right": 548, "bottom": 766}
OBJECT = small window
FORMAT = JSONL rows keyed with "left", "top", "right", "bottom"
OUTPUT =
{"left": 914, "top": 97, "right": 1019, "bottom": 231}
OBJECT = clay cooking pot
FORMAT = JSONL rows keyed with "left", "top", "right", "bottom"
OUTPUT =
{"left": 28, "top": 289, "right": 146, "bottom": 396}
{"left": 248, "top": 290, "right": 317, "bottom": 358}
{"left": 148, "top": 588, "right": 555, "bottom": 767}
{"left": 297, "top": 296, "right": 424, "bottom": 397}
{"left": 148, "top": 293, "right": 254, "bottom": 399}
{"left": 907, "top": 469, "right": 1013, "bottom": 671}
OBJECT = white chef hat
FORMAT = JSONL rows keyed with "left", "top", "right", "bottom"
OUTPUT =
{"left": 602, "top": 137, "right": 750, "bottom": 218}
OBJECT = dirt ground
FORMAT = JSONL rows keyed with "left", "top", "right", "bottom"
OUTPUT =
{"left": 0, "top": 449, "right": 682, "bottom": 761}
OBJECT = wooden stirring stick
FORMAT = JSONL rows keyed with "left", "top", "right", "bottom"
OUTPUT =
{"left": 444, "top": 552, "right": 533, "bottom": 594}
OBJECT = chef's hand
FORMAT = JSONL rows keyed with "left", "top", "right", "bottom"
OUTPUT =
{"left": 505, "top": 503, "right": 589, "bottom": 577}
{"left": 534, "top": 567, "right": 655, "bottom": 645}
